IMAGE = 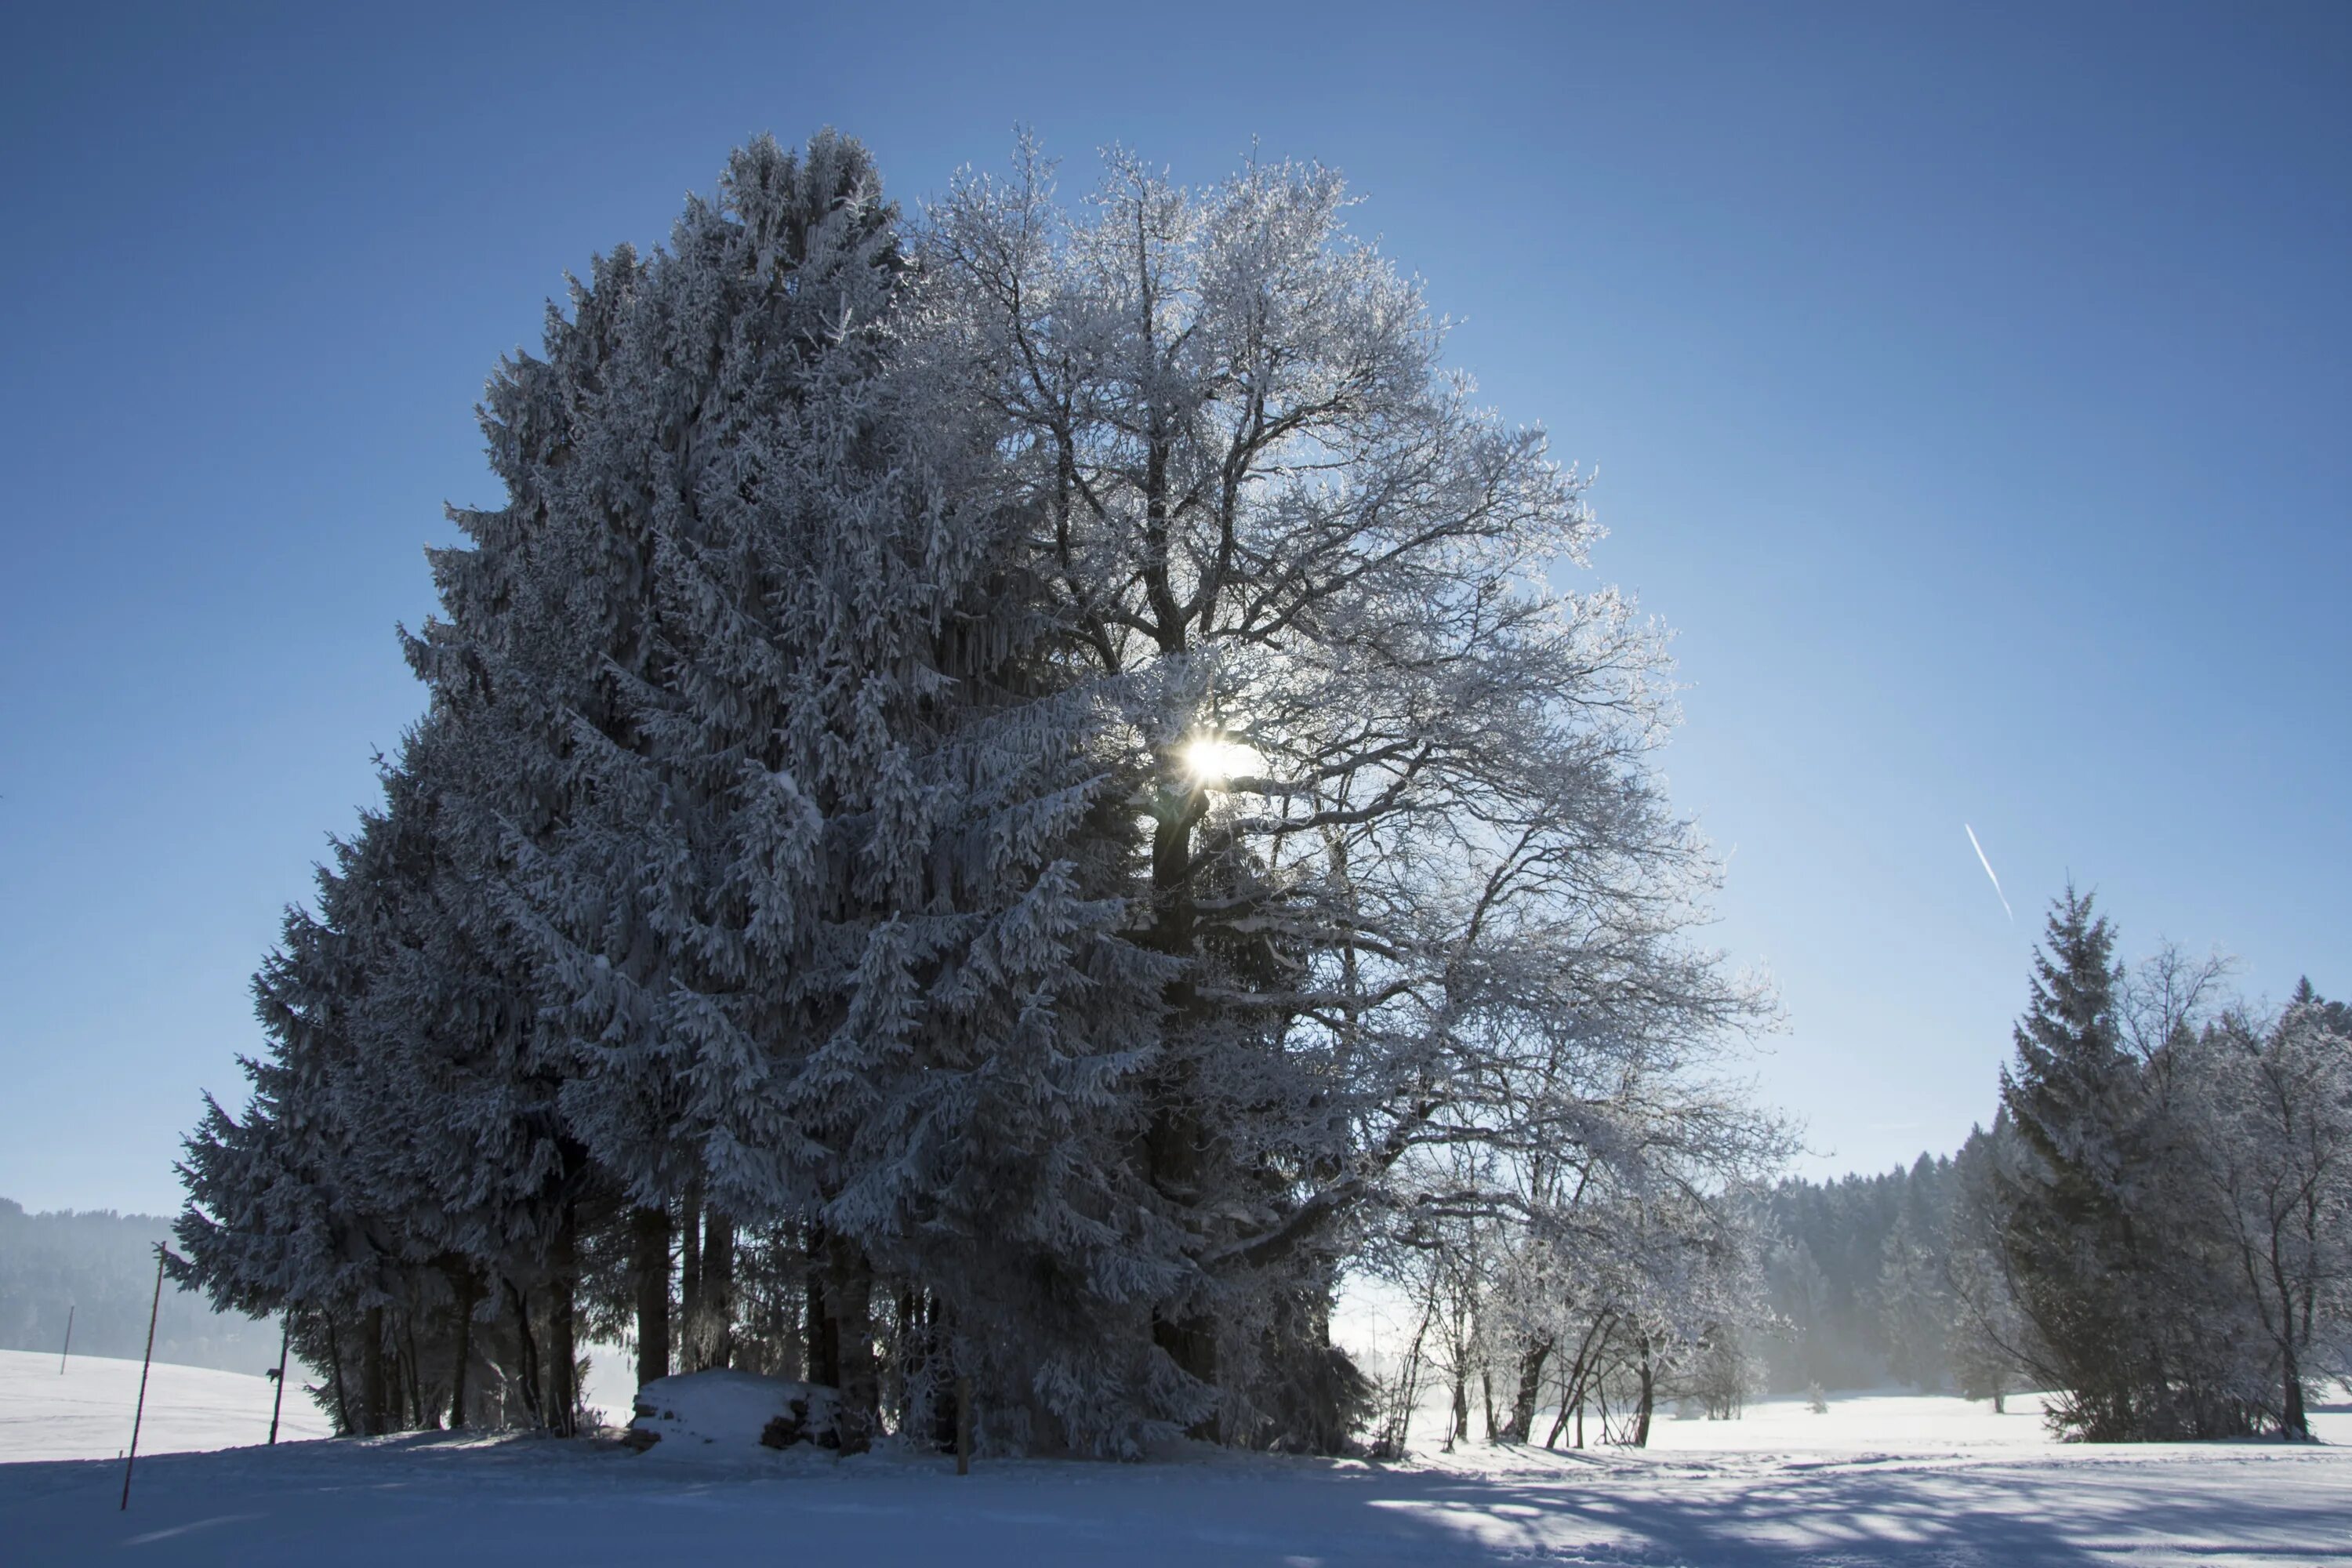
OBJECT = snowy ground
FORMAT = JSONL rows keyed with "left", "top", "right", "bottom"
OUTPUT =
{"left": 0, "top": 1348, "right": 332, "bottom": 1464}
{"left": 1649, "top": 1388, "right": 2135, "bottom": 1453}
{"left": 3, "top": 1353, "right": 2346, "bottom": 1566}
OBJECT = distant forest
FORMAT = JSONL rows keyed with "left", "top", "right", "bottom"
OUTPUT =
{"left": 0, "top": 1200, "right": 280, "bottom": 1374}
{"left": 1759, "top": 1153, "right": 1976, "bottom": 1396}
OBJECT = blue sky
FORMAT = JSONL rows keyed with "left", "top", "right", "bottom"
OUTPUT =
{"left": 2, "top": 2, "right": 2344, "bottom": 1214}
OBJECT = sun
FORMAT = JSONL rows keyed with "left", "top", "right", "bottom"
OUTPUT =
{"left": 1181, "top": 733, "right": 1262, "bottom": 786}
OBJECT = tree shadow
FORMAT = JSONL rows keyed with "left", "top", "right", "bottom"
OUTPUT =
{"left": 1338, "top": 1447, "right": 2352, "bottom": 1565}
{"left": 7, "top": 1431, "right": 2348, "bottom": 1566}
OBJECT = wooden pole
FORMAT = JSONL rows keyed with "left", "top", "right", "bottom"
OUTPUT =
{"left": 120, "top": 1247, "right": 167, "bottom": 1511}
{"left": 58, "top": 1304, "right": 74, "bottom": 1374}
{"left": 268, "top": 1313, "right": 291, "bottom": 1444}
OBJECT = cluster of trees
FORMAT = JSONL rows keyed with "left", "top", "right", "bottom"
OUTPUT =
{"left": 1764, "top": 894, "right": 2350, "bottom": 1442}
{"left": 1959, "top": 892, "right": 2352, "bottom": 1439}
{"left": 1357, "top": 1160, "right": 1780, "bottom": 1457}
{"left": 172, "top": 133, "right": 1780, "bottom": 1457}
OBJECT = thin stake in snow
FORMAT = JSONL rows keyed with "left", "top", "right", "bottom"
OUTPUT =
{"left": 57, "top": 1305, "right": 73, "bottom": 1374}
{"left": 267, "top": 1314, "right": 290, "bottom": 1445}
{"left": 119, "top": 1247, "right": 167, "bottom": 1511}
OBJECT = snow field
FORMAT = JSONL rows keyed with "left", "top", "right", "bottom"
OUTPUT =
{"left": 0, "top": 1348, "right": 331, "bottom": 1465}
{"left": 2, "top": 1365, "right": 2347, "bottom": 1566}
{"left": 1646, "top": 1388, "right": 2351, "bottom": 1453}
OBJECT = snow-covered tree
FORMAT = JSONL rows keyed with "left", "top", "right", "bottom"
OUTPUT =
{"left": 175, "top": 724, "right": 582, "bottom": 1435}
{"left": 1943, "top": 1114, "right": 2038, "bottom": 1412}
{"left": 914, "top": 138, "right": 1777, "bottom": 1439}
{"left": 1994, "top": 887, "right": 2169, "bottom": 1437}
{"left": 1992, "top": 894, "right": 2287, "bottom": 1439}
{"left": 412, "top": 132, "right": 1204, "bottom": 1454}
{"left": 2179, "top": 989, "right": 2352, "bottom": 1437}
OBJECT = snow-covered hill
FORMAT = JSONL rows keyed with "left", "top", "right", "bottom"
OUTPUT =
{"left": 0, "top": 1347, "right": 332, "bottom": 1464}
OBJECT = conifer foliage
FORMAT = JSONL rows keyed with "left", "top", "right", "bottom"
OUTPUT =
{"left": 173, "top": 133, "right": 1777, "bottom": 1455}
{"left": 1994, "top": 889, "right": 2162, "bottom": 1439}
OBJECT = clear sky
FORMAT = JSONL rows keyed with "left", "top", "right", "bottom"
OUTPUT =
{"left": 2, "top": 2, "right": 2344, "bottom": 1216}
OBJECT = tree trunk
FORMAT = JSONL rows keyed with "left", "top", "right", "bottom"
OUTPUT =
{"left": 403, "top": 1314, "right": 430, "bottom": 1429}
{"left": 804, "top": 1225, "right": 839, "bottom": 1388}
{"left": 1545, "top": 1322, "right": 1605, "bottom": 1450}
{"left": 1632, "top": 1341, "right": 1654, "bottom": 1448}
{"left": 505, "top": 1279, "right": 543, "bottom": 1425}
{"left": 631, "top": 1204, "right": 673, "bottom": 1388}
{"left": 361, "top": 1306, "right": 387, "bottom": 1437}
{"left": 894, "top": 1288, "right": 920, "bottom": 1434}
{"left": 1446, "top": 1368, "right": 1468, "bottom": 1452}
{"left": 1507, "top": 1335, "right": 1552, "bottom": 1443}
{"left": 1481, "top": 1363, "right": 1498, "bottom": 1442}
{"left": 1378, "top": 1289, "right": 1435, "bottom": 1460}
{"left": 2281, "top": 1336, "right": 2307, "bottom": 1439}
{"left": 826, "top": 1233, "right": 878, "bottom": 1453}
{"left": 1542, "top": 1376, "right": 1570, "bottom": 1450}
{"left": 326, "top": 1319, "right": 353, "bottom": 1436}
{"left": 2271, "top": 1243, "right": 2309, "bottom": 1439}
{"left": 680, "top": 1185, "right": 703, "bottom": 1373}
{"left": 1144, "top": 772, "right": 1222, "bottom": 1441}
{"left": 549, "top": 1199, "right": 579, "bottom": 1436}
{"left": 775, "top": 1230, "right": 805, "bottom": 1382}
{"left": 448, "top": 1263, "right": 476, "bottom": 1429}
{"left": 703, "top": 1207, "right": 735, "bottom": 1371}
{"left": 956, "top": 1372, "right": 974, "bottom": 1475}
{"left": 928, "top": 1298, "right": 960, "bottom": 1451}
{"left": 631, "top": 1205, "right": 672, "bottom": 1390}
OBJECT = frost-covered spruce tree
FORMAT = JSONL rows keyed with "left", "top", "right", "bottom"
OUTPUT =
{"left": 630, "top": 137, "right": 1184, "bottom": 1454}
{"left": 915, "top": 141, "right": 1774, "bottom": 1439}
{"left": 174, "top": 909, "right": 379, "bottom": 1430}
{"left": 328, "top": 726, "right": 583, "bottom": 1430}
{"left": 415, "top": 134, "right": 1185, "bottom": 1454}
{"left": 404, "top": 205, "right": 662, "bottom": 1414}
{"left": 1994, "top": 888, "right": 2155, "bottom": 1437}
{"left": 175, "top": 793, "right": 455, "bottom": 1436}
{"left": 176, "top": 725, "right": 586, "bottom": 1435}
{"left": 1994, "top": 890, "right": 2263, "bottom": 1439}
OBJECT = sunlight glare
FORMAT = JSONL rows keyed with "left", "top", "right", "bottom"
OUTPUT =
{"left": 1181, "top": 733, "right": 1262, "bottom": 786}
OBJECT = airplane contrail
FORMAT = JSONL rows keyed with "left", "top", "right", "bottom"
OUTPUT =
{"left": 1964, "top": 823, "right": 2014, "bottom": 923}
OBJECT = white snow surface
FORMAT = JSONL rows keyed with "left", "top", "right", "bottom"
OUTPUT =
{"left": 2, "top": 1363, "right": 2346, "bottom": 1566}
{"left": 626, "top": 1367, "right": 837, "bottom": 1454}
{"left": 0, "top": 1348, "right": 331, "bottom": 1464}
